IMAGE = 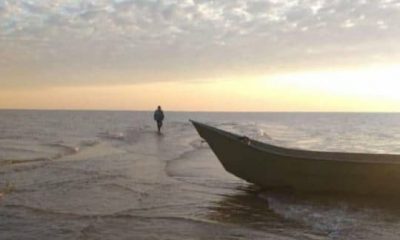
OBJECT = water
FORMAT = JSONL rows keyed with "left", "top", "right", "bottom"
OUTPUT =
{"left": 1, "top": 110, "right": 400, "bottom": 240}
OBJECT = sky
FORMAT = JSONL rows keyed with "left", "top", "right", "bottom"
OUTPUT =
{"left": 1, "top": 0, "right": 400, "bottom": 111}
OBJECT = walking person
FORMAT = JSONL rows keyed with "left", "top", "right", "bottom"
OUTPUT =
{"left": 153, "top": 106, "right": 164, "bottom": 133}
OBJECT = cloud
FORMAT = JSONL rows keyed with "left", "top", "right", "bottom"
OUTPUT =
{"left": 1, "top": 0, "right": 400, "bottom": 88}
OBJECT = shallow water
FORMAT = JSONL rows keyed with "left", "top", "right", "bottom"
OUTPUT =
{"left": 1, "top": 110, "right": 400, "bottom": 239}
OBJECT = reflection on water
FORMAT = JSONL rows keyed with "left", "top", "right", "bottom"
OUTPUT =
{"left": 208, "top": 184, "right": 400, "bottom": 240}
{"left": 263, "top": 191, "right": 400, "bottom": 239}
{"left": 208, "top": 186, "right": 305, "bottom": 229}
{"left": 207, "top": 186, "right": 328, "bottom": 239}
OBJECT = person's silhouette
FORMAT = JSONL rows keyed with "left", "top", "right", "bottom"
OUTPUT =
{"left": 153, "top": 106, "right": 164, "bottom": 133}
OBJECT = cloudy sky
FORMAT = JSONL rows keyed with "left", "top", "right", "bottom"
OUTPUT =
{"left": 1, "top": 0, "right": 400, "bottom": 111}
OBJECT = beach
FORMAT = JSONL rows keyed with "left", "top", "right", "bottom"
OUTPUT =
{"left": 2, "top": 110, "right": 400, "bottom": 239}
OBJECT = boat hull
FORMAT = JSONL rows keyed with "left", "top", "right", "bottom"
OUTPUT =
{"left": 191, "top": 121, "right": 400, "bottom": 196}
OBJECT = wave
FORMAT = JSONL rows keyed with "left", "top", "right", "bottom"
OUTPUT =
{"left": 0, "top": 140, "right": 101, "bottom": 168}
{"left": 45, "top": 140, "right": 100, "bottom": 160}
{"left": 188, "top": 138, "right": 209, "bottom": 150}
{"left": 46, "top": 143, "right": 80, "bottom": 155}
{"left": 0, "top": 160, "right": 49, "bottom": 177}
{"left": 3, "top": 202, "right": 220, "bottom": 226}
{"left": 0, "top": 146, "right": 40, "bottom": 154}
{"left": 4, "top": 204, "right": 93, "bottom": 219}
{"left": 97, "top": 132, "right": 125, "bottom": 141}
{"left": 0, "top": 158, "right": 50, "bottom": 165}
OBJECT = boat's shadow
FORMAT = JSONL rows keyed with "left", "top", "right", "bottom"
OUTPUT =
{"left": 206, "top": 186, "right": 304, "bottom": 231}
{"left": 207, "top": 185, "right": 400, "bottom": 231}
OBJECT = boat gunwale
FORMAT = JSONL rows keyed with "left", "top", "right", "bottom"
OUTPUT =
{"left": 190, "top": 120, "right": 400, "bottom": 165}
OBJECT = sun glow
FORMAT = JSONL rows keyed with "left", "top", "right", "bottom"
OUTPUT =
{"left": 2, "top": 65, "right": 400, "bottom": 112}
{"left": 267, "top": 65, "right": 400, "bottom": 101}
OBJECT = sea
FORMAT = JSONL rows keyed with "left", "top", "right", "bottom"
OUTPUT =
{"left": 1, "top": 110, "right": 400, "bottom": 240}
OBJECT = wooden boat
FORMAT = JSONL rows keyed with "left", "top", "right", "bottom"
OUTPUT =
{"left": 191, "top": 120, "right": 400, "bottom": 196}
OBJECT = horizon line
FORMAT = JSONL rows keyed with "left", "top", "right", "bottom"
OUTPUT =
{"left": 1, "top": 108, "right": 400, "bottom": 114}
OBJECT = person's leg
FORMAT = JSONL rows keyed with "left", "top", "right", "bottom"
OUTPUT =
{"left": 157, "top": 121, "right": 162, "bottom": 132}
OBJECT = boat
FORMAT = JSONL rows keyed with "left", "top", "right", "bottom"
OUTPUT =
{"left": 191, "top": 120, "right": 400, "bottom": 196}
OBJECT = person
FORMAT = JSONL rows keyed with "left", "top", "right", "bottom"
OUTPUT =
{"left": 153, "top": 106, "right": 164, "bottom": 133}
